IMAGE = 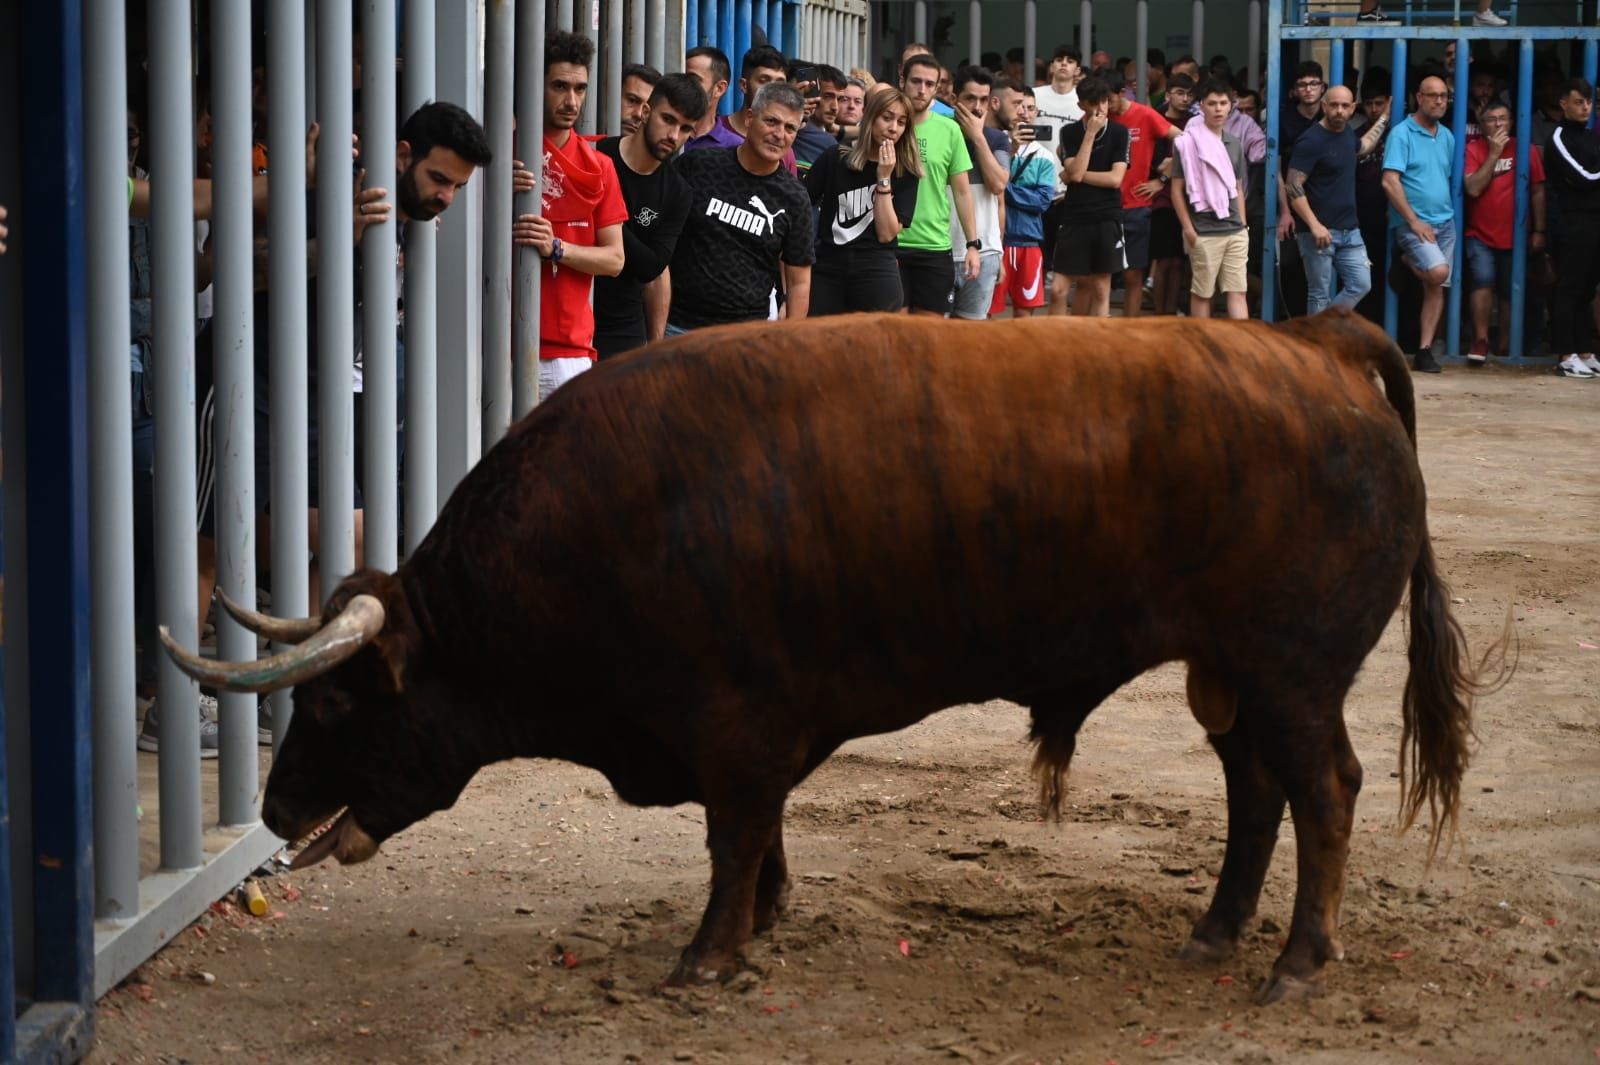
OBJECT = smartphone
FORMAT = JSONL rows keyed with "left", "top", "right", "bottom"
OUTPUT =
{"left": 1027, "top": 123, "right": 1054, "bottom": 142}
{"left": 796, "top": 66, "right": 818, "bottom": 85}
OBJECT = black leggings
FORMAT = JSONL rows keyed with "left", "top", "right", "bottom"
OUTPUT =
{"left": 1551, "top": 212, "right": 1600, "bottom": 354}
{"left": 809, "top": 249, "right": 905, "bottom": 316}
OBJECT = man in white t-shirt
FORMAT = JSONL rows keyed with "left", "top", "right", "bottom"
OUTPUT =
{"left": 1031, "top": 45, "right": 1085, "bottom": 314}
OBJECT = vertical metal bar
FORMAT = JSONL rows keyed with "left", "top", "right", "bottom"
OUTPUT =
{"left": 270, "top": 0, "right": 311, "bottom": 747}
{"left": 650, "top": 0, "right": 667, "bottom": 68}
{"left": 213, "top": 0, "right": 259, "bottom": 825}
{"left": 305, "top": 0, "right": 318, "bottom": 124}
{"left": 85, "top": 0, "right": 140, "bottom": 919}
{"left": 1080, "top": 1, "right": 1092, "bottom": 63}
{"left": 582, "top": 0, "right": 599, "bottom": 134}
{"left": 1263, "top": 0, "right": 1282, "bottom": 322}
{"left": 765, "top": 0, "right": 781, "bottom": 55}
{"left": 403, "top": 0, "right": 438, "bottom": 553}
{"left": 514, "top": 0, "right": 547, "bottom": 417}
{"left": 1024, "top": 0, "right": 1037, "bottom": 90}
{"left": 0, "top": 0, "right": 34, "bottom": 1002}
{"left": 629, "top": 0, "right": 645, "bottom": 64}
{"left": 1249, "top": 0, "right": 1262, "bottom": 97}
{"left": 969, "top": 0, "right": 980, "bottom": 64}
{"left": 1584, "top": 40, "right": 1598, "bottom": 132}
{"left": 436, "top": 0, "right": 484, "bottom": 500}
{"left": 20, "top": 0, "right": 95, "bottom": 1006}
{"left": 1136, "top": 0, "right": 1148, "bottom": 104}
{"left": 151, "top": 0, "right": 204, "bottom": 871}
{"left": 558, "top": 0, "right": 574, "bottom": 30}
{"left": 483, "top": 0, "right": 514, "bottom": 444}
{"left": 733, "top": 1, "right": 751, "bottom": 112}
{"left": 1446, "top": 36, "right": 1468, "bottom": 359}
{"left": 1192, "top": 0, "right": 1205, "bottom": 66}
{"left": 315, "top": 0, "right": 356, "bottom": 603}
{"left": 686, "top": 0, "right": 698, "bottom": 52}
{"left": 1510, "top": 36, "right": 1532, "bottom": 359}
{"left": 1384, "top": 37, "right": 1407, "bottom": 339}
{"left": 362, "top": 0, "right": 399, "bottom": 576}
{"left": 607, "top": 0, "right": 625, "bottom": 131}
{"left": 914, "top": 0, "right": 927, "bottom": 45}
{"left": 1330, "top": 39, "right": 1344, "bottom": 90}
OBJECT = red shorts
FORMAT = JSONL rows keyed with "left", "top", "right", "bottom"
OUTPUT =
{"left": 990, "top": 246, "right": 1046, "bottom": 316}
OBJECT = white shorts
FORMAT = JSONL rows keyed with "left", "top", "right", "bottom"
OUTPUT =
{"left": 538, "top": 357, "right": 591, "bottom": 401}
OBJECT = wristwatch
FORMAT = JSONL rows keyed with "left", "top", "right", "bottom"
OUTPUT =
{"left": 965, "top": 239, "right": 982, "bottom": 250}
{"left": 876, "top": 177, "right": 892, "bottom": 190}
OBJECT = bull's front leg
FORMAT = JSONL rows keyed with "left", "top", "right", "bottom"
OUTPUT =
{"left": 668, "top": 797, "right": 784, "bottom": 985}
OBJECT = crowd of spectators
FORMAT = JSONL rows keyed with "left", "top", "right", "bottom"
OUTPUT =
{"left": 95, "top": 19, "right": 1600, "bottom": 750}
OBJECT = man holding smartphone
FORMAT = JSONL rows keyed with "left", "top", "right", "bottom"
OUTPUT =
{"left": 990, "top": 78, "right": 1056, "bottom": 317}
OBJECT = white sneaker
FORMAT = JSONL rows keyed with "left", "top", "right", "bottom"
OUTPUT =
{"left": 1580, "top": 353, "right": 1600, "bottom": 375}
{"left": 1558, "top": 354, "right": 1595, "bottom": 378}
{"left": 1473, "top": 8, "right": 1508, "bottom": 25}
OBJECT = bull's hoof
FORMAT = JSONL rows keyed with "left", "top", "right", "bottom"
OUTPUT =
{"left": 1178, "top": 935, "right": 1238, "bottom": 964}
{"left": 665, "top": 951, "right": 742, "bottom": 988}
{"left": 1253, "top": 972, "right": 1325, "bottom": 1004}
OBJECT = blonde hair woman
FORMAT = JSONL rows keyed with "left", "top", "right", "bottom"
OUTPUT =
{"left": 803, "top": 88, "right": 923, "bottom": 314}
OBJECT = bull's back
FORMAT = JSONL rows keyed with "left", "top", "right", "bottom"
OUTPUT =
{"left": 420, "top": 314, "right": 1423, "bottom": 713}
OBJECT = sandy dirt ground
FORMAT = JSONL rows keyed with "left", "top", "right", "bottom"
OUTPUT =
{"left": 90, "top": 365, "right": 1600, "bottom": 1065}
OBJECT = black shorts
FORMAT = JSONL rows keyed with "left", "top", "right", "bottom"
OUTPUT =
{"left": 812, "top": 249, "right": 905, "bottom": 315}
{"left": 1121, "top": 206, "right": 1153, "bottom": 271}
{"left": 1150, "top": 208, "right": 1184, "bottom": 261}
{"left": 1040, "top": 196, "right": 1069, "bottom": 274}
{"left": 1053, "top": 217, "right": 1128, "bottom": 277}
{"left": 896, "top": 248, "right": 956, "bottom": 313}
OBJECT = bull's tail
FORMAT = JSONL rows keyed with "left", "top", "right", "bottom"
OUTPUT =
{"left": 1396, "top": 469, "right": 1515, "bottom": 863}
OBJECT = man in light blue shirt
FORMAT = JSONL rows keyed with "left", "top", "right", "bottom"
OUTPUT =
{"left": 1382, "top": 75, "right": 1456, "bottom": 373}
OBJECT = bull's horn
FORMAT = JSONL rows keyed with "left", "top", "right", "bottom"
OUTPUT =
{"left": 159, "top": 594, "right": 386, "bottom": 693}
{"left": 215, "top": 587, "right": 323, "bottom": 644}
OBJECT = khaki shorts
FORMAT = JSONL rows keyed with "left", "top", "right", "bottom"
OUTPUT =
{"left": 1190, "top": 228, "right": 1249, "bottom": 297}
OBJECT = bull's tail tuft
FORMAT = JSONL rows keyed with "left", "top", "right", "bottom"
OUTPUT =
{"left": 1400, "top": 536, "right": 1515, "bottom": 862}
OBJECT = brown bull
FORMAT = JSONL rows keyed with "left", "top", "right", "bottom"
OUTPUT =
{"left": 166, "top": 309, "right": 1501, "bottom": 1003}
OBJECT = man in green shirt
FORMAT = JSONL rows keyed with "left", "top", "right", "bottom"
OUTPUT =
{"left": 896, "top": 53, "right": 982, "bottom": 315}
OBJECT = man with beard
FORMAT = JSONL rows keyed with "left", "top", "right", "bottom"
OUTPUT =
{"left": 591, "top": 73, "right": 707, "bottom": 356}
{"left": 619, "top": 63, "right": 661, "bottom": 137}
{"left": 1286, "top": 84, "right": 1387, "bottom": 315}
{"left": 1383, "top": 75, "right": 1457, "bottom": 373}
{"left": 793, "top": 63, "right": 848, "bottom": 172}
{"left": 511, "top": 31, "right": 628, "bottom": 396}
{"left": 667, "top": 82, "right": 815, "bottom": 331}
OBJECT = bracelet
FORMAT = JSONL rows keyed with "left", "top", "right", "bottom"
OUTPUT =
{"left": 550, "top": 236, "right": 564, "bottom": 263}
{"left": 873, "top": 186, "right": 894, "bottom": 196}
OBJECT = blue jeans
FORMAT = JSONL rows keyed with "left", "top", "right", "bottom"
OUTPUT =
{"left": 1297, "top": 227, "right": 1371, "bottom": 315}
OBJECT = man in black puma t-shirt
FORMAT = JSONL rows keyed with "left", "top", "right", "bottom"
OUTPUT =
{"left": 593, "top": 73, "right": 706, "bottom": 356}
{"left": 668, "top": 82, "right": 815, "bottom": 330}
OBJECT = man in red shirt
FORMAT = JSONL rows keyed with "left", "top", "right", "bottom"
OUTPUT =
{"left": 1463, "top": 98, "right": 1546, "bottom": 361}
{"left": 1108, "top": 90, "right": 1181, "bottom": 317}
{"left": 512, "top": 31, "right": 627, "bottom": 397}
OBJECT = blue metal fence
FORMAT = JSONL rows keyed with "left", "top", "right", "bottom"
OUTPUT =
{"left": 1264, "top": 3, "right": 1600, "bottom": 361}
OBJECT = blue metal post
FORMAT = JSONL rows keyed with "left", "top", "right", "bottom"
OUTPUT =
{"left": 767, "top": 0, "right": 784, "bottom": 54}
{"left": 1510, "top": 37, "right": 1533, "bottom": 359}
{"left": 19, "top": 0, "right": 95, "bottom": 1011}
{"left": 1330, "top": 39, "right": 1345, "bottom": 90}
{"left": 686, "top": 0, "right": 697, "bottom": 49}
{"left": 734, "top": 0, "right": 752, "bottom": 111}
{"left": 722, "top": 0, "right": 740, "bottom": 113}
{"left": 1584, "top": 40, "right": 1598, "bottom": 131}
{"left": 1447, "top": 36, "right": 1468, "bottom": 358}
{"left": 1262, "top": 0, "right": 1282, "bottom": 322}
{"left": 1384, "top": 37, "right": 1407, "bottom": 339}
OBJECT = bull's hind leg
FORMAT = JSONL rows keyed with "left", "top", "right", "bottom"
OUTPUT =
{"left": 1254, "top": 710, "right": 1363, "bottom": 1004}
{"left": 669, "top": 794, "right": 785, "bottom": 985}
{"left": 1180, "top": 719, "right": 1287, "bottom": 963}
{"left": 752, "top": 822, "right": 791, "bottom": 934}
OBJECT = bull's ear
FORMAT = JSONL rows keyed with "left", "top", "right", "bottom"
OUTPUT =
{"left": 367, "top": 631, "right": 412, "bottom": 696}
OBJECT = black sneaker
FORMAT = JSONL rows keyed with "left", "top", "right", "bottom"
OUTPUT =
{"left": 1357, "top": 7, "right": 1400, "bottom": 23}
{"left": 1413, "top": 349, "right": 1443, "bottom": 373}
